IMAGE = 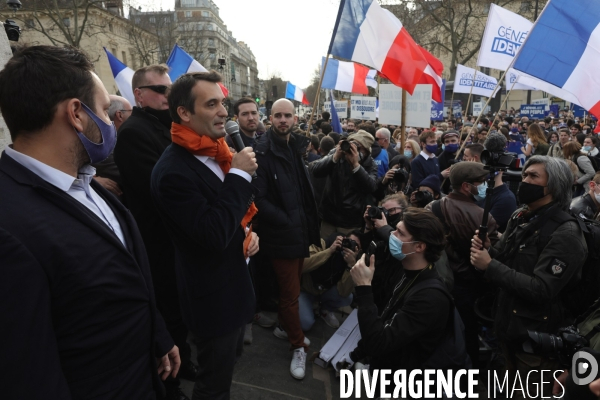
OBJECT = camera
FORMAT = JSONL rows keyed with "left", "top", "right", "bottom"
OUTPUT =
{"left": 522, "top": 326, "right": 589, "bottom": 365}
{"left": 480, "top": 149, "right": 516, "bottom": 170}
{"left": 339, "top": 139, "right": 353, "bottom": 153}
{"left": 3, "top": 19, "right": 21, "bottom": 42}
{"left": 367, "top": 206, "right": 384, "bottom": 220}
{"left": 341, "top": 237, "right": 358, "bottom": 251}
{"left": 412, "top": 190, "right": 433, "bottom": 207}
{"left": 393, "top": 168, "right": 409, "bottom": 184}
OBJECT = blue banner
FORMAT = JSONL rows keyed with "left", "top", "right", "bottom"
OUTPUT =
{"left": 430, "top": 79, "right": 446, "bottom": 121}
{"left": 507, "top": 141, "right": 527, "bottom": 168}
{"left": 545, "top": 105, "right": 559, "bottom": 117}
{"left": 520, "top": 104, "right": 546, "bottom": 119}
{"left": 572, "top": 104, "right": 587, "bottom": 118}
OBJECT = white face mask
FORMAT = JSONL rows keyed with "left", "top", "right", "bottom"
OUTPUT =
{"left": 594, "top": 187, "right": 600, "bottom": 203}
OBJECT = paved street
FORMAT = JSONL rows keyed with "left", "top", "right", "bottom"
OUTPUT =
{"left": 180, "top": 310, "right": 346, "bottom": 400}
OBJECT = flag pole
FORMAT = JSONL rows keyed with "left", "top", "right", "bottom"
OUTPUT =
{"left": 306, "top": 55, "right": 331, "bottom": 136}
{"left": 490, "top": 79, "right": 518, "bottom": 128}
{"left": 400, "top": 89, "right": 407, "bottom": 150}
{"left": 464, "top": 70, "right": 477, "bottom": 118}
{"left": 448, "top": 91, "right": 455, "bottom": 119}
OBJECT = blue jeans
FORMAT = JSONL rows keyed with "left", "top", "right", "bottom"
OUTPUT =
{"left": 298, "top": 285, "right": 353, "bottom": 331}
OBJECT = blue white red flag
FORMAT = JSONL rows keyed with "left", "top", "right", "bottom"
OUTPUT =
{"left": 166, "top": 44, "right": 208, "bottom": 82}
{"left": 103, "top": 48, "right": 135, "bottom": 106}
{"left": 328, "top": 0, "right": 428, "bottom": 94}
{"left": 285, "top": 82, "right": 310, "bottom": 105}
{"left": 321, "top": 57, "right": 377, "bottom": 95}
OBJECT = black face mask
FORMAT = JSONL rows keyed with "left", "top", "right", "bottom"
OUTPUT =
{"left": 387, "top": 213, "right": 402, "bottom": 229}
{"left": 517, "top": 182, "right": 547, "bottom": 205}
{"left": 143, "top": 107, "right": 172, "bottom": 129}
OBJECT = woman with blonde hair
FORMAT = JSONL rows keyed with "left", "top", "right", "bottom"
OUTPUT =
{"left": 521, "top": 123, "right": 549, "bottom": 156}
{"left": 403, "top": 139, "right": 421, "bottom": 163}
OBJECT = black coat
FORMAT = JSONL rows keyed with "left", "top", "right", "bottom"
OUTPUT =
{"left": 253, "top": 130, "right": 320, "bottom": 259}
{"left": 151, "top": 143, "right": 257, "bottom": 338}
{"left": 113, "top": 107, "right": 175, "bottom": 287}
{"left": 309, "top": 150, "right": 378, "bottom": 228}
{"left": 0, "top": 153, "right": 173, "bottom": 399}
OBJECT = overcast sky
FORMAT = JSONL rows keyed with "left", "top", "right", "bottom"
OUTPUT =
{"left": 142, "top": 0, "right": 342, "bottom": 89}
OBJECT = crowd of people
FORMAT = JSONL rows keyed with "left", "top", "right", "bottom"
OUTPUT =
{"left": 3, "top": 45, "right": 600, "bottom": 400}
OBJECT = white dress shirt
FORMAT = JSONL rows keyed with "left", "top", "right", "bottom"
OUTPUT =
{"left": 193, "top": 155, "right": 252, "bottom": 183}
{"left": 4, "top": 146, "right": 126, "bottom": 246}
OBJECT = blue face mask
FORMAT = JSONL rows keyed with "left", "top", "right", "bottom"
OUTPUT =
{"left": 584, "top": 145, "right": 593, "bottom": 152}
{"left": 444, "top": 143, "right": 459, "bottom": 153}
{"left": 404, "top": 150, "right": 413, "bottom": 158}
{"left": 470, "top": 181, "right": 488, "bottom": 201}
{"left": 389, "top": 234, "right": 417, "bottom": 261}
{"left": 75, "top": 103, "right": 117, "bottom": 164}
{"left": 425, "top": 144, "right": 438, "bottom": 154}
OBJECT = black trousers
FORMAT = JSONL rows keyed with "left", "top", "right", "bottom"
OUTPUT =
{"left": 192, "top": 326, "right": 244, "bottom": 400}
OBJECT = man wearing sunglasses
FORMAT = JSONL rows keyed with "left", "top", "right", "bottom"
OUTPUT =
{"left": 114, "top": 65, "right": 196, "bottom": 399}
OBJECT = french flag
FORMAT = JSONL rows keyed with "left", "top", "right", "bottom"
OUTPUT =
{"left": 328, "top": 0, "right": 428, "bottom": 94}
{"left": 511, "top": 0, "right": 600, "bottom": 123}
{"left": 321, "top": 57, "right": 377, "bottom": 95}
{"left": 285, "top": 82, "right": 310, "bottom": 105}
{"left": 103, "top": 48, "right": 136, "bottom": 107}
{"left": 166, "top": 44, "right": 208, "bottom": 82}
{"left": 417, "top": 46, "right": 444, "bottom": 103}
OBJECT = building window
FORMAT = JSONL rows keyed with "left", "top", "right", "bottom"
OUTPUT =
{"left": 202, "top": 11, "right": 209, "bottom": 17}
{"left": 520, "top": 1, "right": 531, "bottom": 12}
{"left": 150, "top": 17, "right": 155, "bottom": 23}
{"left": 208, "top": 39, "right": 214, "bottom": 46}
{"left": 185, "top": 11, "right": 191, "bottom": 18}
{"left": 135, "top": 17, "right": 140, "bottom": 23}
{"left": 208, "top": 53, "right": 215, "bottom": 59}
{"left": 109, "top": 23, "right": 113, "bottom": 32}
{"left": 181, "top": 0, "right": 195, "bottom": 6}
{"left": 207, "top": 24, "right": 213, "bottom": 30}
{"left": 483, "top": 3, "right": 490, "bottom": 13}
{"left": 25, "top": 19, "right": 35, "bottom": 28}
{"left": 63, "top": 18, "right": 70, "bottom": 27}
{"left": 197, "top": 22, "right": 203, "bottom": 30}
{"left": 112, "top": 48, "right": 117, "bottom": 56}
{"left": 122, "top": 51, "right": 127, "bottom": 65}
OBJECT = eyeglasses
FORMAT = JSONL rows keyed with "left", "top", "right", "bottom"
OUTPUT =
{"left": 138, "top": 85, "right": 170, "bottom": 94}
{"left": 383, "top": 206, "right": 403, "bottom": 215}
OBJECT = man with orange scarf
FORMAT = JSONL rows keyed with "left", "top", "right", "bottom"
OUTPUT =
{"left": 254, "top": 99, "right": 321, "bottom": 380}
{"left": 151, "top": 71, "right": 259, "bottom": 400}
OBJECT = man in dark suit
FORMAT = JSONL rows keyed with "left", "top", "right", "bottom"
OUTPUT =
{"left": 114, "top": 64, "right": 197, "bottom": 397}
{"left": 0, "top": 45, "right": 179, "bottom": 399}
{"left": 151, "top": 71, "right": 259, "bottom": 400}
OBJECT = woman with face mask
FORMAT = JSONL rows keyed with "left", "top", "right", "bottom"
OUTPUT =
{"left": 548, "top": 131, "right": 559, "bottom": 145}
{"left": 349, "top": 208, "right": 465, "bottom": 376}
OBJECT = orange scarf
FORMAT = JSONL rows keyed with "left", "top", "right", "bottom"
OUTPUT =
{"left": 171, "top": 123, "right": 258, "bottom": 257}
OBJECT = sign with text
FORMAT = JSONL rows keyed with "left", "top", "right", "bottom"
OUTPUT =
{"left": 473, "top": 101, "right": 483, "bottom": 116}
{"left": 431, "top": 79, "right": 446, "bottom": 121}
{"left": 323, "top": 100, "right": 348, "bottom": 118}
{"left": 453, "top": 64, "right": 499, "bottom": 98}
{"left": 520, "top": 104, "right": 546, "bottom": 119}
{"left": 350, "top": 96, "right": 377, "bottom": 120}
{"left": 379, "top": 84, "right": 432, "bottom": 128}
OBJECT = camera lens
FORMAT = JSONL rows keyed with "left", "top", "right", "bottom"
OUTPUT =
{"left": 340, "top": 140, "right": 351, "bottom": 153}
{"left": 367, "top": 207, "right": 383, "bottom": 220}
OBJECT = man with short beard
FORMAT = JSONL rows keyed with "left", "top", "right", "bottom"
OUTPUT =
{"left": 253, "top": 99, "right": 321, "bottom": 380}
{"left": 226, "top": 97, "right": 259, "bottom": 148}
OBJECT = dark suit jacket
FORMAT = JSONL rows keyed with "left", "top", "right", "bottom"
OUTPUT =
{"left": 151, "top": 143, "right": 257, "bottom": 338}
{"left": 114, "top": 107, "right": 175, "bottom": 287}
{"left": 0, "top": 153, "right": 173, "bottom": 399}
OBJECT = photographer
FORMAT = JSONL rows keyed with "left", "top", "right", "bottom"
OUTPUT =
{"left": 471, "top": 156, "right": 587, "bottom": 397}
{"left": 299, "top": 233, "right": 359, "bottom": 330}
{"left": 409, "top": 174, "right": 442, "bottom": 208}
{"left": 348, "top": 208, "right": 466, "bottom": 375}
{"left": 373, "top": 155, "right": 411, "bottom": 201}
{"left": 310, "top": 130, "right": 378, "bottom": 238}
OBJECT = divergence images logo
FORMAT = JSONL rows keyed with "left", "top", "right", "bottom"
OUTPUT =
{"left": 572, "top": 351, "right": 599, "bottom": 386}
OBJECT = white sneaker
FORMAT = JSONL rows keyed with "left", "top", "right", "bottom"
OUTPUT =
{"left": 273, "top": 326, "right": 311, "bottom": 346}
{"left": 290, "top": 348, "right": 307, "bottom": 380}
{"left": 320, "top": 309, "right": 340, "bottom": 328}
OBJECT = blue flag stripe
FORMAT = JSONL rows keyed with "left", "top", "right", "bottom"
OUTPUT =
{"left": 328, "top": 0, "right": 371, "bottom": 59}
{"left": 513, "top": 0, "right": 600, "bottom": 87}
{"left": 330, "top": 91, "right": 343, "bottom": 134}
{"left": 321, "top": 58, "right": 340, "bottom": 90}
{"left": 104, "top": 48, "right": 127, "bottom": 76}
{"left": 166, "top": 44, "right": 193, "bottom": 82}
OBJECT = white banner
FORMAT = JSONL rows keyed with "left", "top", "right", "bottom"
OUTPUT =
{"left": 473, "top": 101, "right": 483, "bottom": 116}
{"left": 453, "top": 65, "right": 499, "bottom": 98}
{"left": 350, "top": 96, "right": 377, "bottom": 120}
{"left": 379, "top": 84, "right": 432, "bottom": 128}
{"left": 323, "top": 100, "right": 348, "bottom": 118}
{"left": 506, "top": 68, "right": 539, "bottom": 91}
{"left": 476, "top": 4, "right": 533, "bottom": 70}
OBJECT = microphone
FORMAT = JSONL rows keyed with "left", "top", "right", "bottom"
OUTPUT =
{"left": 483, "top": 132, "right": 508, "bottom": 153}
{"left": 225, "top": 120, "right": 257, "bottom": 179}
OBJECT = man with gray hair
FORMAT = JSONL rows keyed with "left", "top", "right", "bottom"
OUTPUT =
{"left": 92, "top": 95, "right": 132, "bottom": 197}
{"left": 375, "top": 127, "right": 399, "bottom": 160}
{"left": 471, "top": 156, "right": 587, "bottom": 398}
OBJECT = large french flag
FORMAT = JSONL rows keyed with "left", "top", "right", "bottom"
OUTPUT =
{"left": 417, "top": 46, "right": 444, "bottom": 103}
{"left": 321, "top": 57, "right": 377, "bottom": 94}
{"left": 166, "top": 44, "right": 208, "bottom": 82}
{"left": 285, "top": 82, "right": 310, "bottom": 105}
{"left": 512, "top": 0, "right": 600, "bottom": 120}
{"left": 328, "top": 0, "right": 428, "bottom": 94}
{"left": 103, "top": 48, "right": 136, "bottom": 106}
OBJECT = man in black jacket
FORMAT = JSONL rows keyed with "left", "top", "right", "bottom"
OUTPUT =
{"left": 310, "top": 130, "right": 378, "bottom": 238}
{"left": 0, "top": 45, "right": 178, "bottom": 400}
{"left": 254, "top": 98, "right": 321, "bottom": 380}
{"left": 114, "top": 64, "right": 197, "bottom": 396}
{"left": 570, "top": 172, "right": 600, "bottom": 219}
{"left": 152, "top": 72, "right": 259, "bottom": 399}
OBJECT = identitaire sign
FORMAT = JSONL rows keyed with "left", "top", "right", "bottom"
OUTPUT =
{"left": 453, "top": 65, "right": 499, "bottom": 98}
{"left": 476, "top": 4, "right": 533, "bottom": 71}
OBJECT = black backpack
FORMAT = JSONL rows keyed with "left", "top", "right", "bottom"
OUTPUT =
{"left": 574, "top": 153, "right": 600, "bottom": 173}
{"left": 540, "top": 212, "right": 600, "bottom": 317}
{"left": 404, "top": 279, "right": 472, "bottom": 370}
